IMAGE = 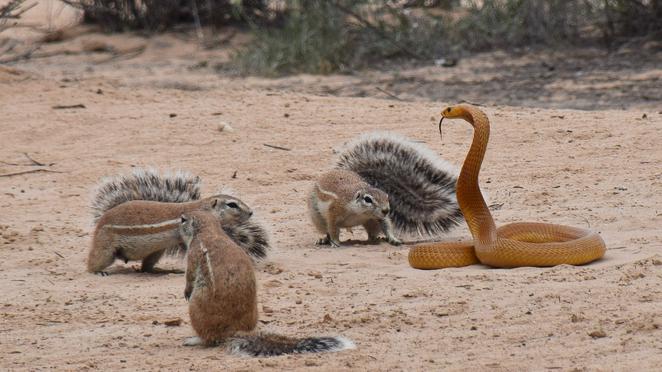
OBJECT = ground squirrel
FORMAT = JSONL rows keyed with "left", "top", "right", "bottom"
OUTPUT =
{"left": 87, "top": 168, "right": 269, "bottom": 274}
{"left": 309, "top": 132, "right": 462, "bottom": 246}
{"left": 180, "top": 211, "right": 355, "bottom": 356}
{"left": 309, "top": 169, "right": 400, "bottom": 247}
{"left": 88, "top": 195, "right": 251, "bottom": 274}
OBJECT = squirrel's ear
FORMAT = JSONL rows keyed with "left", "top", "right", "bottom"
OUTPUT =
{"left": 354, "top": 191, "right": 362, "bottom": 200}
{"left": 211, "top": 199, "right": 218, "bottom": 209}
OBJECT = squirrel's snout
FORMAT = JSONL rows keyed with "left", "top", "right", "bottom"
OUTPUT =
{"left": 382, "top": 207, "right": 390, "bottom": 215}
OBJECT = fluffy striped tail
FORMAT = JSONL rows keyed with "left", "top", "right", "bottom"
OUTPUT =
{"left": 227, "top": 332, "right": 355, "bottom": 357}
{"left": 336, "top": 132, "right": 462, "bottom": 236}
{"left": 91, "top": 168, "right": 201, "bottom": 222}
{"left": 222, "top": 219, "right": 270, "bottom": 261}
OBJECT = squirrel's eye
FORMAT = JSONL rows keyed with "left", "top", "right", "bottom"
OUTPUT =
{"left": 363, "top": 196, "right": 373, "bottom": 204}
{"left": 227, "top": 202, "right": 239, "bottom": 209}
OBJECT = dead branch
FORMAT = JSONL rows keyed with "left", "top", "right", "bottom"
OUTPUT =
{"left": 263, "top": 143, "right": 291, "bottom": 151}
{"left": 0, "top": 161, "right": 22, "bottom": 166}
{"left": 1, "top": 153, "right": 52, "bottom": 167}
{"left": 23, "top": 152, "right": 48, "bottom": 166}
{"left": 0, "top": 43, "right": 47, "bottom": 64}
{"left": 0, "top": 42, "right": 145, "bottom": 64}
{"left": 0, "top": 0, "right": 37, "bottom": 34}
{"left": 375, "top": 87, "right": 402, "bottom": 101}
{"left": 0, "top": 169, "right": 64, "bottom": 177}
{"left": 190, "top": 0, "right": 205, "bottom": 46}
{"left": 52, "top": 104, "right": 86, "bottom": 109}
{"left": 93, "top": 45, "right": 145, "bottom": 64}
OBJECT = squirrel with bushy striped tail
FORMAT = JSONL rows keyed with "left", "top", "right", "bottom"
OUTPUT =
{"left": 180, "top": 211, "right": 355, "bottom": 356}
{"left": 88, "top": 168, "right": 269, "bottom": 274}
{"left": 309, "top": 132, "right": 462, "bottom": 247}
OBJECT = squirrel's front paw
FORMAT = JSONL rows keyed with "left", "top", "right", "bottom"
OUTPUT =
{"left": 316, "top": 234, "right": 341, "bottom": 247}
{"left": 387, "top": 237, "right": 403, "bottom": 246}
{"left": 316, "top": 236, "right": 330, "bottom": 245}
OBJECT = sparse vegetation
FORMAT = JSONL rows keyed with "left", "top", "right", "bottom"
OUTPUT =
{"left": 57, "top": 0, "right": 661, "bottom": 75}
{"left": 450, "top": 0, "right": 662, "bottom": 50}
{"left": 1, "top": 0, "right": 36, "bottom": 58}
{"left": 232, "top": 0, "right": 446, "bottom": 76}
{"left": 0, "top": 0, "right": 34, "bottom": 34}
{"left": 233, "top": 0, "right": 661, "bottom": 75}
{"left": 601, "top": 0, "right": 662, "bottom": 41}
{"left": 233, "top": 1, "right": 351, "bottom": 75}
{"left": 450, "top": 1, "right": 592, "bottom": 50}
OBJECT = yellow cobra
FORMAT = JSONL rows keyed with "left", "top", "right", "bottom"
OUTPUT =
{"left": 408, "top": 104, "right": 606, "bottom": 269}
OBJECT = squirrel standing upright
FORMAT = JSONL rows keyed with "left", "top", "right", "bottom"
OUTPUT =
{"left": 309, "top": 132, "right": 462, "bottom": 246}
{"left": 180, "top": 210, "right": 355, "bottom": 356}
{"left": 88, "top": 168, "right": 270, "bottom": 274}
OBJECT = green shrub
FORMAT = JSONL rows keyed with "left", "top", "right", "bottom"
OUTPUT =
{"left": 232, "top": 0, "right": 661, "bottom": 76}
{"left": 233, "top": 1, "right": 351, "bottom": 75}
{"left": 449, "top": 0, "right": 591, "bottom": 50}
{"left": 61, "top": 0, "right": 661, "bottom": 75}
{"left": 602, "top": 0, "right": 662, "bottom": 41}
{"left": 232, "top": 0, "right": 447, "bottom": 76}
{"left": 448, "top": 0, "right": 662, "bottom": 50}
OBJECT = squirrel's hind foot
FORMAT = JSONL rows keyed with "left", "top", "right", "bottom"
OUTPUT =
{"left": 183, "top": 336, "right": 203, "bottom": 347}
{"left": 316, "top": 234, "right": 341, "bottom": 247}
{"left": 183, "top": 336, "right": 220, "bottom": 347}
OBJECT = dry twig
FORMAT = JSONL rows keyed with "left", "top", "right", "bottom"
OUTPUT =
{"left": 375, "top": 87, "right": 402, "bottom": 101}
{"left": 1, "top": 153, "right": 54, "bottom": 167}
{"left": 23, "top": 152, "right": 47, "bottom": 166}
{"left": 0, "top": 1, "right": 37, "bottom": 33}
{"left": 0, "top": 169, "right": 63, "bottom": 177}
{"left": 263, "top": 143, "right": 291, "bottom": 151}
{"left": 93, "top": 45, "right": 145, "bottom": 64}
{"left": 52, "top": 104, "right": 86, "bottom": 109}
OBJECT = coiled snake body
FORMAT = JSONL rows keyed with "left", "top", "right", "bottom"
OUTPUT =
{"left": 408, "top": 104, "right": 606, "bottom": 269}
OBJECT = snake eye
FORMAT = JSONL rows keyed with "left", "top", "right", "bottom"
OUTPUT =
{"left": 446, "top": 107, "right": 452, "bottom": 113}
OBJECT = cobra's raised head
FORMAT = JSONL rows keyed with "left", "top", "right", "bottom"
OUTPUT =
{"left": 441, "top": 104, "right": 475, "bottom": 121}
{"left": 439, "top": 105, "right": 466, "bottom": 136}
{"left": 439, "top": 104, "right": 482, "bottom": 136}
{"left": 441, "top": 105, "right": 462, "bottom": 118}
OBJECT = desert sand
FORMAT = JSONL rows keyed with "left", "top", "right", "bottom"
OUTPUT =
{"left": 1, "top": 3, "right": 661, "bottom": 371}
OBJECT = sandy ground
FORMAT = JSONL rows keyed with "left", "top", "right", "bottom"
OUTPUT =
{"left": 1, "top": 3, "right": 662, "bottom": 371}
